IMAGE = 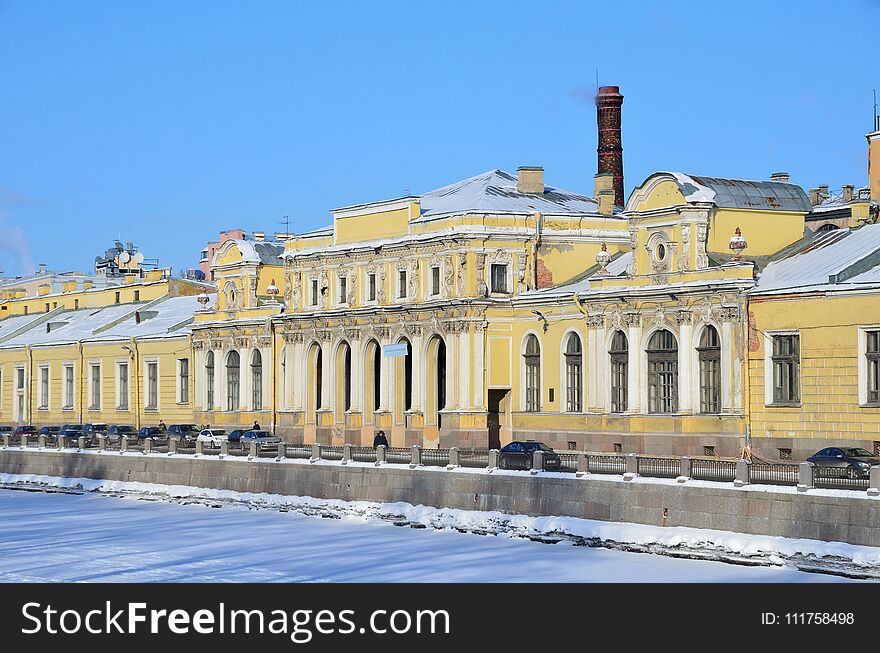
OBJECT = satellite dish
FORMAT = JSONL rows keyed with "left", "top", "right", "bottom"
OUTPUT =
{"left": 118, "top": 251, "right": 131, "bottom": 264}
{"left": 133, "top": 252, "right": 144, "bottom": 264}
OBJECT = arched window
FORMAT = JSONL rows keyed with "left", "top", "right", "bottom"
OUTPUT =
{"left": 817, "top": 223, "right": 839, "bottom": 232}
{"left": 315, "top": 347, "right": 323, "bottom": 410}
{"left": 226, "top": 351, "right": 240, "bottom": 411}
{"left": 647, "top": 330, "right": 678, "bottom": 414}
{"left": 251, "top": 350, "right": 262, "bottom": 410}
{"left": 524, "top": 335, "right": 541, "bottom": 412}
{"left": 564, "top": 333, "right": 582, "bottom": 412}
{"left": 403, "top": 339, "right": 412, "bottom": 412}
{"left": 698, "top": 326, "right": 721, "bottom": 414}
{"left": 205, "top": 351, "right": 215, "bottom": 411}
{"left": 342, "top": 343, "right": 352, "bottom": 412}
{"left": 610, "top": 331, "right": 628, "bottom": 413}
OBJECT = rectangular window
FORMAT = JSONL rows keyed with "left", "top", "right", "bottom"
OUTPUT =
{"left": 179, "top": 358, "right": 189, "bottom": 404}
{"left": 134, "top": 290, "right": 140, "bottom": 301}
{"left": 90, "top": 364, "right": 101, "bottom": 410}
{"left": 118, "top": 363, "right": 129, "bottom": 410}
{"left": 63, "top": 365, "right": 74, "bottom": 409}
{"left": 114, "top": 291, "right": 120, "bottom": 304}
{"left": 398, "top": 270, "right": 407, "bottom": 299}
{"left": 490, "top": 264, "right": 508, "bottom": 293}
{"left": 368, "top": 273, "right": 376, "bottom": 302}
{"left": 146, "top": 362, "right": 158, "bottom": 409}
{"left": 39, "top": 367, "right": 49, "bottom": 409}
{"left": 339, "top": 276, "right": 347, "bottom": 304}
{"left": 868, "top": 330, "right": 880, "bottom": 406}
{"left": 771, "top": 334, "right": 800, "bottom": 404}
{"left": 648, "top": 359, "right": 678, "bottom": 413}
{"left": 311, "top": 279, "right": 318, "bottom": 306}
{"left": 431, "top": 267, "right": 440, "bottom": 296}
{"left": 611, "top": 356, "right": 628, "bottom": 413}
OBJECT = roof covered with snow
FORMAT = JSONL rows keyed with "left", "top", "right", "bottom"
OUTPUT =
{"left": 416, "top": 169, "right": 602, "bottom": 219}
{"left": 224, "top": 239, "right": 285, "bottom": 266}
{"left": 659, "top": 173, "right": 811, "bottom": 212}
{"left": 753, "top": 224, "right": 880, "bottom": 293}
{"left": 0, "top": 295, "right": 211, "bottom": 348}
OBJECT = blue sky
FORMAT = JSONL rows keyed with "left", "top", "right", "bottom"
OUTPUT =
{"left": 0, "top": 0, "right": 876, "bottom": 277}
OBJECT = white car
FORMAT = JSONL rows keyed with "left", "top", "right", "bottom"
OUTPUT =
{"left": 196, "top": 429, "right": 229, "bottom": 447}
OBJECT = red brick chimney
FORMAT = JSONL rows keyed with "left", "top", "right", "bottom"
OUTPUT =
{"left": 596, "top": 85, "right": 624, "bottom": 207}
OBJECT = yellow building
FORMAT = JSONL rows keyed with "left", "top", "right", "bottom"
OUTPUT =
{"left": 0, "top": 276, "right": 213, "bottom": 430}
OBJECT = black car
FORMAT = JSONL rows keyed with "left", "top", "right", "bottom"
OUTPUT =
{"left": 806, "top": 447, "right": 880, "bottom": 478}
{"left": 166, "top": 424, "right": 200, "bottom": 441}
{"left": 137, "top": 426, "right": 166, "bottom": 441}
{"left": 498, "top": 441, "right": 561, "bottom": 471}
{"left": 13, "top": 425, "right": 38, "bottom": 437}
{"left": 107, "top": 425, "right": 137, "bottom": 442}
{"left": 227, "top": 429, "right": 247, "bottom": 445}
{"left": 0, "top": 426, "right": 12, "bottom": 434}
{"left": 60, "top": 424, "right": 84, "bottom": 438}
{"left": 38, "top": 426, "right": 61, "bottom": 436}
{"left": 83, "top": 423, "right": 109, "bottom": 438}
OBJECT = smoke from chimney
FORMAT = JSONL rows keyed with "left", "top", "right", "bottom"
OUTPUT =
{"left": 596, "top": 85, "right": 625, "bottom": 207}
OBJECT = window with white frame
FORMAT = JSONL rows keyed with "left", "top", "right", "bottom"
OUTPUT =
{"left": 770, "top": 334, "right": 800, "bottom": 405}
{"left": 88, "top": 364, "right": 101, "bottom": 410}
{"left": 251, "top": 350, "right": 262, "bottom": 410}
{"left": 564, "top": 333, "right": 582, "bottom": 412}
{"left": 398, "top": 270, "right": 407, "bottom": 299}
{"left": 338, "top": 276, "right": 348, "bottom": 305}
{"left": 523, "top": 335, "right": 541, "bottom": 412}
{"left": 15, "top": 367, "right": 25, "bottom": 422}
{"left": 430, "top": 266, "right": 441, "bottom": 296}
{"left": 490, "top": 263, "right": 508, "bottom": 294}
{"left": 178, "top": 358, "right": 189, "bottom": 404}
{"left": 145, "top": 361, "right": 158, "bottom": 410}
{"left": 117, "top": 362, "right": 129, "bottom": 410}
{"left": 206, "top": 351, "right": 215, "bottom": 410}
{"left": 367, "top": 273, "right": 377, "bottom": 302}
{"left": 698, "top": 325, "right": 721, "bottom": 414}
{"left": 227, "top": 351, "right": 240, "bottom": 411}
{"left": 610, "top": 331, "right": 628, "bottom": 413}
{"left": 647, "top": 330, "right": 678, "bottom": 414}
{"left": 63, "top": 365, "right": 74, "bottom": 409}
{"left": 864, "top": 329, "right": 879, "bottom": 406}
{"left": 39, "top": 366, "right": 49, "bottom": 409}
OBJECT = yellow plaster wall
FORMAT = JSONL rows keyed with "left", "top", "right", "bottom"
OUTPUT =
{"left": 748, "top": 293, "right": 880, "bottom": 444}
{"left": 710, "top": 209, "right": 804, "bottom": 257}
{"left": 334, "top": 206, "right": 412, "bottom": 245}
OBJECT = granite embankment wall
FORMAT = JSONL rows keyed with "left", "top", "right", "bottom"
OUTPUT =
{"left": 1, "top": 448, "right": 878, "bottom": 547}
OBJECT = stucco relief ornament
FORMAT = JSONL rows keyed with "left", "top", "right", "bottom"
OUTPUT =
{"left": 319, "top": 270, "right": 329, "bottom": 308}
{"left": 443, "top": 255, "right": 454, "bottom": 295}
{"left": 408, "top": 260, "right": 419, "bottom": 298}
{"left": 695, "top": 223, "right": 709, "bottom": 270}
{"left": 675, "top": 310, "right": 691, "bottom": 325}
{"left": 609, "top": 305, "right": 623, "bottom": 329}
{"left": 457, "top": 256, "right": 467, "bottom": 296}
{"left": 653, "top": 307, "right": 669, "bottom": 328}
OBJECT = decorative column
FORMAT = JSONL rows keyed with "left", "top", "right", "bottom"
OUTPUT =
{"left": 677, "top": 312, "right": 694, "bottom": 414}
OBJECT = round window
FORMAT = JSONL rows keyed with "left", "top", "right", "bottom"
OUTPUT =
{"left": 656, "top": 243, "right": 666, "bottom": 261}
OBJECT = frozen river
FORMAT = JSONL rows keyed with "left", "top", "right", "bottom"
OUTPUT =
{"left": 0, "top": 488, "right": 850, "bottom": 583}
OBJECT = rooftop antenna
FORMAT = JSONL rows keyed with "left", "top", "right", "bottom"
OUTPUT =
{"left": 595, "top": 68, "right": 599, "bottom": 91}
{"left": 280, "top": 215, "right": 290, "bottom": 236}
{"left": 874, "top": 89, "right": 878, "bottom": 132}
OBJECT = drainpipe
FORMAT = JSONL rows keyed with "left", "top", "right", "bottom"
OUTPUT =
{"left": 531, "top": 212, "right": 543, "bottom": 289}
{"left": 742, "top": 293, "right": 751, "bottom": 457}
{"left": 131, "top": 336, "right": 140, "bottom": 430}
{"left": 25, "top": 345, "right": 32, "bottom": 425}
{"left": 77, "top": 341, "right": 84, "bottom": 425}
{"left": 270, "top": 319, "right": 277, "bottom": 435}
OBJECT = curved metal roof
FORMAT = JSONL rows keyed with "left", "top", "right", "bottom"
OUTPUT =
{"left": 662, "top": 172, "right": 811, "bottom": 212}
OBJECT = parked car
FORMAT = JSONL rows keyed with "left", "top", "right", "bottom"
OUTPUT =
{"left": 38, "top": 426, "right": 61, "bottom": 436}
{"left": 13, "top": 425, "right": 38, "bottom": 437}
{"left": 82, "top": 423, "right": 109, "bottom": 439}
{"left": 166, "top": 424, "right": 200, "bottom": 441}
{"left": 227, "top": 429, "right": 247, "bottom": 445}
{"left": 196, "top": 429, "right": 229, "bottom": 447}
{"left": 497, "top": 441, "right": 561, "bottom": 471}
{"left": 239, "top": 430, "right": 281, "bottom": 451}
{"left": 107, "top": 425, "right": 137, "bottom": 442}
{"left": 0, "top": 426, "right": 13, "bottom": 434}
{"left": 59, "top": 424, "right": 84, "bottom": 438}
{"left": 137, "top": 426, "right": 166, "bottom": 441}
{"left": 806, "top": 447, "right": 880, "bottom": 478}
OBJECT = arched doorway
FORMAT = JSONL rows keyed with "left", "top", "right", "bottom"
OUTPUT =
{"left": 335, "top": 341, "right": 352, "bottom": 421}
{"left": 394, "top": 337, "right": 412, "bottom": 424}
{"left": 364, "top": 339, "right": 381, "bottom": 424}
{"left": 306, "top": 343, "right": 322, "bottom": 422}
{"left": 426, "top": 335, "right": 447, "bottom": 427}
